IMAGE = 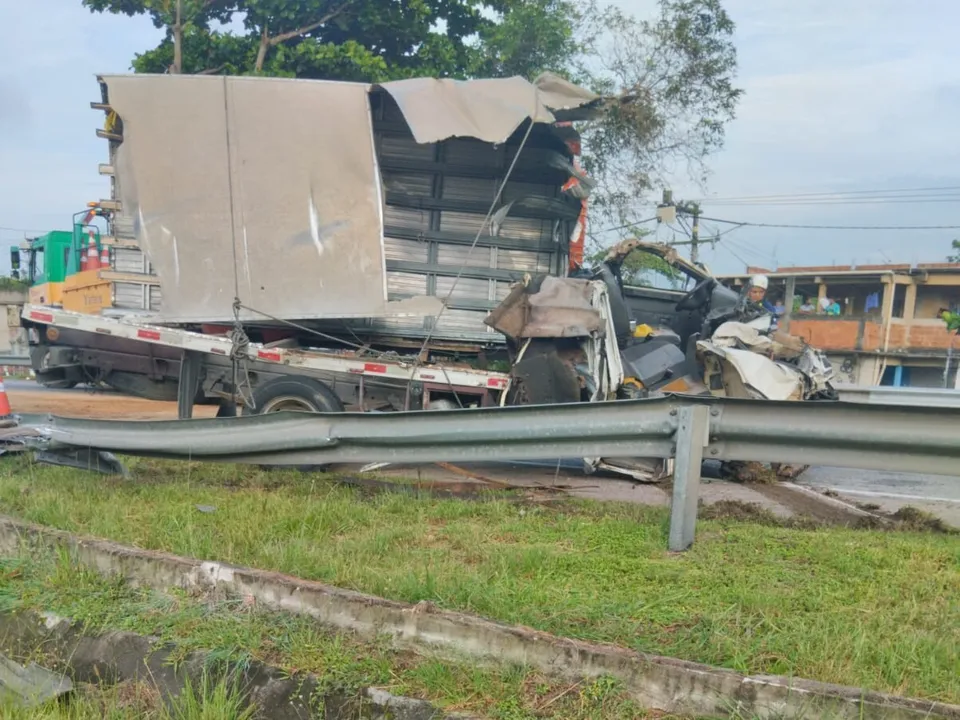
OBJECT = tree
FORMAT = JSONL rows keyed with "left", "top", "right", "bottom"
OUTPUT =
{"left": 949, "top": 239, "right": 960, "bottom": 263}
{"left": 574, "top": 0, "right": 742, "bottom": 234}
{"left": 82, "top": 0, "right": 234, "bottom": 73}
{"left": 85, "top": 0, "right": 743, "bottom": 232}
{"left": 87, "top": 0, "right": 497, "bottom": 79}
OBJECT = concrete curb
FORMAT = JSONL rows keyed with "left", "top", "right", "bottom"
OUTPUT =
{"left": 0, "top": 611, "right": 465, "bottom": 720}
{"left": 0, "top": 515, "right": 955, "bottom": 720}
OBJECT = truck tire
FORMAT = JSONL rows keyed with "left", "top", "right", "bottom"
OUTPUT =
{"left": 34, "top": 348, "right": 77, "bottom": 390}
{"left": 243, "top": 376, "right": 343, "bottom": 473}
{"left": 243, "top": 376, "right": 344, "bottom": 415}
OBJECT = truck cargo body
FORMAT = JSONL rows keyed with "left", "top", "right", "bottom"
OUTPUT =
{"left": 91, "top": 73, "right": 599, "bottom": 348}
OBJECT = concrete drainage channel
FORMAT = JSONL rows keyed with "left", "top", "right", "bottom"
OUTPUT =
{"left": 0, "top": 611, "right": 459, "bottom": 720}
{"left": 0, "top": 515, "right": 957, "bottom": 720}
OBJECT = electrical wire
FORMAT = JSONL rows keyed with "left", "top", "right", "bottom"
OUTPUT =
{"left": 696, "top": 216, "right": 960, "bottom": 231}
{"left": 693, "top": 184, "right": 960, "bottom": 203}
{"left": 591, "top": 216, "right": 659, "bottom": 235}
{"left": 718, "top": 239, "right": 751, "bottom": 268}
{"left": 701, "top": 197, "right": 960, "bottom": 207}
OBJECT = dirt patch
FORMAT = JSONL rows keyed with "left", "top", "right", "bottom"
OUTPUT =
{"left": 857, "top": 506, "right": 958, "bottom": 535}
{"left": 333, "top": 474, "right": 516, "bottom": 501}
{"left": 700, "top": 499, "right": 956, "bottom": 535}
{"left": 8, "top": 386, "right": 219, "bottom": 421}
{"left": 699, "top": 499, "right": 817, "bottom": 529}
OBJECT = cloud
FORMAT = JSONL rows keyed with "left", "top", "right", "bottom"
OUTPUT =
{"left": 615, "top": 0, "right": 960, "bottom": 272}
{"left": 1, "top": 0, "right": 957, "bottom": 276}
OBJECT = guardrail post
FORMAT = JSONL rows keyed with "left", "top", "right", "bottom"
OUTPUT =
{"left": 668, "top": 405, "right": 711, "bottom": 552}
{"left": 177, "top": 350, "right": 203, "bottom": 420}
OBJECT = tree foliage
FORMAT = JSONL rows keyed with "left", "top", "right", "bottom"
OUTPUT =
{"left": 84, "top": 0, "right": 742, "bottom": 239}
{"left": 949, "top": 239, "right": 960, "bottom": 263}
{"left": 574, "top": 0, "right": 742, "bottom": 234}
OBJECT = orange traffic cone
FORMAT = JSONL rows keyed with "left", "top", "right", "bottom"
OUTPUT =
{"left": 100, "top": 244, "right": 110, "bottom": 268}
{"left": 0, "top": 378, "right": 12, "bottom": 419}
{"left": 86, "top": 231, "right": 101, "bottom": 271}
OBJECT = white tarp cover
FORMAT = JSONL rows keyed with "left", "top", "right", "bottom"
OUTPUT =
{"left": 103, "top": 73, "right": 598, "bottom": 324}
{"left": 379, "top": 72, "right": 599, "bottom": 144}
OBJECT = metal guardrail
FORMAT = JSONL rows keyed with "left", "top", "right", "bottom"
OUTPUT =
{"left": 12, "top": 395, "right": 960, "bottom": 551}
{"left": 836, "top": 383, "right": 960, "bottom": 408}
{"left": 0, "top": 355, "right": 31, "bottom": 368}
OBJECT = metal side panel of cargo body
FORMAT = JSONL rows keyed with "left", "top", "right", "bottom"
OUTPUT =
{"left": 339, "top": 102, "right": 576, "bottom": 345}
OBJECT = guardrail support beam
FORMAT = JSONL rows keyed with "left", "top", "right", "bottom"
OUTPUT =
{"left": 668, "top": 405, "right": 711, "bottom": 552}
{"left": 177, "top": 350, "right": 203, "bottom": 420}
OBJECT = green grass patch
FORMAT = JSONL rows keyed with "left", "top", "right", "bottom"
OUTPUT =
{"left": 0, "top": 457, "right": 957, "bottom": 704}
{"left": 0, "top": 550, "right": 653, "bottom": 719}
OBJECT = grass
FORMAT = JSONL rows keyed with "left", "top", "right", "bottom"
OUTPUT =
{"left": 0, "top": 457, "right": 957, "bottom": 705}
{"left": 0, "top": 551, "right": 653, "bottom": 719}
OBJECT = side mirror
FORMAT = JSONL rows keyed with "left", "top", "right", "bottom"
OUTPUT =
{"left": 9, "top": 248, "right": 19, "bottom": 279}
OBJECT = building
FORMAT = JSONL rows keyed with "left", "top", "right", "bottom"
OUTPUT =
{"left": 720, "top": 263, "right": 960, "bottom": 388}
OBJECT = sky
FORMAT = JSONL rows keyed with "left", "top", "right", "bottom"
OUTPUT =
{"left": 1, "top": 0, "right": 958, "bottom": 275}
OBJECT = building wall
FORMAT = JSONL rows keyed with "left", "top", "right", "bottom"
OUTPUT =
{"left": 788, "top": 317, "right": 957, "bottom": 353}
{"left": 915, "top": 285, "right": 960, "bottom": 319}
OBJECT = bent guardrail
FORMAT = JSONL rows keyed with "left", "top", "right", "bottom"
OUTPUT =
{"left": 10, "top": 395, "right": 960, "bottom": 551}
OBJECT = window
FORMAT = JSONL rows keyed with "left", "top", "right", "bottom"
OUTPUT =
{"left": 621, "top": 250, "right": 698, "bottom": 292}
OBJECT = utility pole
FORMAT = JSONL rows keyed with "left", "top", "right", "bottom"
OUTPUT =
{"left": 689, "top": 204, "right": 700, "bottom": 263}
{"left": 675, "top": 200, "right": 701, "bottom": 263}
{"left": 656, "top": 191, "right": 711, "bottom": 261}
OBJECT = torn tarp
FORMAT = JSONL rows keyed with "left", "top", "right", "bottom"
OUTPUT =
{"left": 379, "top": 72, "right": 601, "bottom": 144}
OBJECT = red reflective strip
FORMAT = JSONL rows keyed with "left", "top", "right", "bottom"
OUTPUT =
{"left": 487, "top": 377, "right": 508, "bottom": 388}
{"left": 258, "top": 350, "right": 282, "bottom": 362}
{"left": 210, "top": 348, "right": 226, "bottom": 355}
{"left": 364, "top": 363, "right": 387, "bottom": 374}
{"left": 137, "top": 329, "right": 161, "bottom": 341}
{"left": 419, "top": 373, "right": 436, "bottom": 380}
{"left": 29, "top": 311, "right": 54, "bottom": 323}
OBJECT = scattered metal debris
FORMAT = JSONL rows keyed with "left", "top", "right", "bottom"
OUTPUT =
{"left": 33, "top": 448, "right": 128, "bottom": 477}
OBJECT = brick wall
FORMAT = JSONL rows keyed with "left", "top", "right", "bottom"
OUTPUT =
{"left": 788, "top": 319, "right": 860, "bottom": 350}
{"left": 789, "top": 317, "right": 957, "bottom": 352}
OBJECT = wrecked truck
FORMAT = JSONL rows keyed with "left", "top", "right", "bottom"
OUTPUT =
{"left": 484, "top": 238, "right": 837, "bottom": 480}
{"left": 22, "top": 237, "right": 834, "bottom": 481}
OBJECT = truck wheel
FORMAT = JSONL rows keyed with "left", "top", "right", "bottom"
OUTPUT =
{"left": 243, "top": 376, "right": 343, "bottom": 474}
{"left": 243, "top": 376, "right": 344, "bottom": 415}
{"left": 36, "top": 350, "right": 77, "bottom": 390}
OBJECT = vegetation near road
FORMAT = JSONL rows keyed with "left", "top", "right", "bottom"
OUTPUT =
{"left": 0, "top": 458, "right": 957, "bottom": 709}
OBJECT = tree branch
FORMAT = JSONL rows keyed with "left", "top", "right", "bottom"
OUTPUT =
{"left": 266, "top": 1, "right": 353, "bottom": 47}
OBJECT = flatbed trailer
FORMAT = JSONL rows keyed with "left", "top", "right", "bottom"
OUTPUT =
{"left": 21, "top": 304, "right": 511, "bottom": 419}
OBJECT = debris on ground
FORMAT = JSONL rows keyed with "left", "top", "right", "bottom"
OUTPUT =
{"left": 0, "top": 653, "right": 72, "bottom": 708}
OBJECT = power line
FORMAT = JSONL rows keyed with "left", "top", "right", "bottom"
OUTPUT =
{"left": 0, "top": 226, "right": 46, "bottom": 234}
{"left": 697, "top": 216, "right": 960, "bottom": 231}
{"left": 591, "top": 216, "right": 659, "bottom": 235}
{"left": 719, "top": 239, "right": 751, "bottom": 268}
{"left": 693, "top": 185, "right": 960, "bottom": 203}
{"left": 702, "top": 197, "right": 960, "bottom": 207}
